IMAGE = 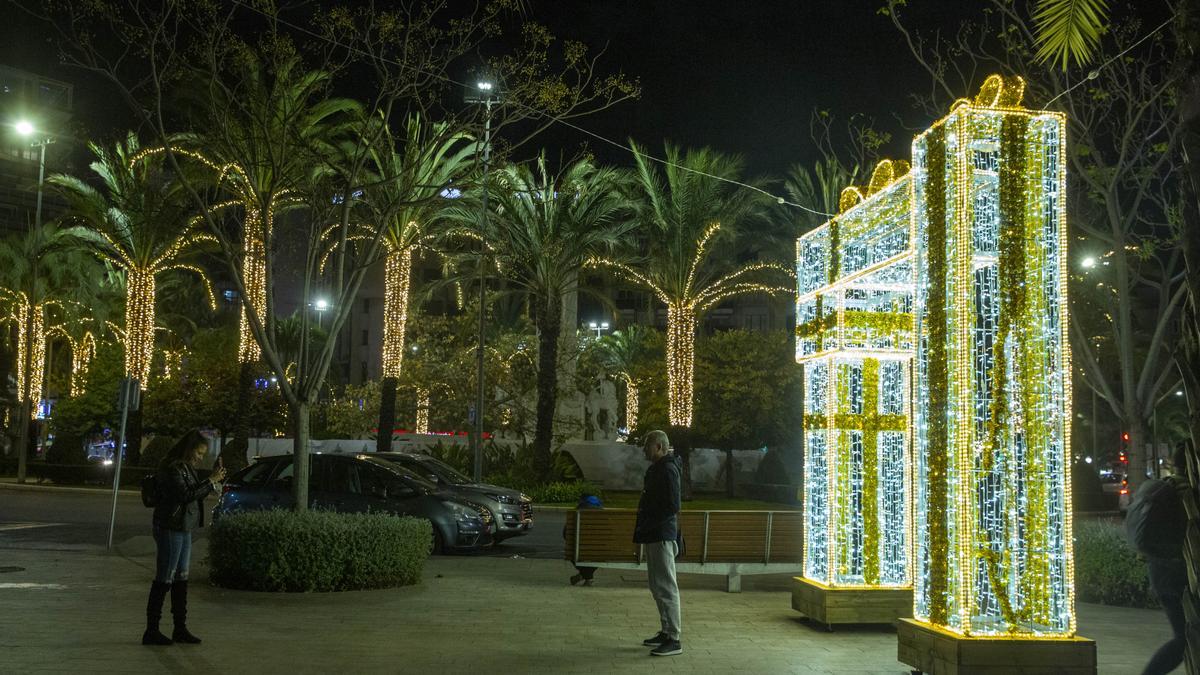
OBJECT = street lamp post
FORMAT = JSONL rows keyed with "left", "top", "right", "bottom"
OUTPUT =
{"left": 467, "top": 80, "right": 498, "bottom": 482}
{"left": 14, "top": 120, "right": 53, "bottom": 484}
{"left": 587, "top": 321, "right": 610, "bottom": 339}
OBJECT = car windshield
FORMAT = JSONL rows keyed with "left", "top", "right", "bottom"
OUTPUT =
{"left": 363, "top": 457, "right": 438, "bottom": 491}
{"left": 417, "top": 456, "right": 473, "bottom": 485}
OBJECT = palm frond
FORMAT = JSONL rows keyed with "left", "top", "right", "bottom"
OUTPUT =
{"left": 1033, "top": 0, "right": 1110, "bottom": 69}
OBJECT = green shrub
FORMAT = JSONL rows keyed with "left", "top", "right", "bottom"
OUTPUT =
{"left": 524, "top": 480, "right": 598, "bottom": 504}
{"left": 208, "top": 510, "right": 431, "bottom": 592}
{"left": 1075, "top": 519, "right": 1158, "bottom": 609}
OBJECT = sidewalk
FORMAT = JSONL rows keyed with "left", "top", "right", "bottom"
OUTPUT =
{"left": 0, "top": 540, "right": 1169, "bottom": 674}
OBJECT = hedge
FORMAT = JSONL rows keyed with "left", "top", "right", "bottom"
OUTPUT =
{"left": 208, "top": 510, "right": 431, "bottom": 592}
{"left": 1075, "top": 519, "right": 1158, "bottom": 609}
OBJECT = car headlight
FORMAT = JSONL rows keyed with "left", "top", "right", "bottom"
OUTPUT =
{"left": 485, "top": 493, "right": 517, "bottom": 504}
{"left": 447, "top": 501, "right": 490, "bottom": 526}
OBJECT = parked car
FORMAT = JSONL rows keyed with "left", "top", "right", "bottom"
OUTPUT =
{"left": 212, "top": 453, "right": 494, "bottom": 553}
{"left": 374, "top": 452, "right": 533, "bottom": 541}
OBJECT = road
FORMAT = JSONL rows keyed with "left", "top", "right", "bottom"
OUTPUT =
{"left": 0, "top": 486, "right": 567, "bottom": 559}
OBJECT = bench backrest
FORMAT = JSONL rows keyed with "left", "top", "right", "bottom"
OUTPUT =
{"left": 564, "top": 509, "right": 803, "bottom": 564}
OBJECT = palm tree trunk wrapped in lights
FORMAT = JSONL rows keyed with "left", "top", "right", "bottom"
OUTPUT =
{"left": 415, "top": 387, "right": 431, "bottom": 435}
{"left": 12, "top": 298, "right": 45, "bottom": 421}
{"left": 381, "top": 247, "right": 414, "bottom": 381}
{"left": 665, "top": 303, "right": 697, "bottom": 427}
{"left": 123, "top": 267, "right": 157, "bottom": 385}
{"left": 238, "top": 207, "right": 270, "bottom": 363}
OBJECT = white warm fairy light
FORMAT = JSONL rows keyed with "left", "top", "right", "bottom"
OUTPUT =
{"left": 796, "top": 159, "right": 914, "bottom": 590}
{"left": 910, "top": 75, "right": 1073, "bottom": 637}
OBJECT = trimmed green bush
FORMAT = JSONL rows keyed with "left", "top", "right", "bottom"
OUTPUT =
{"left": 1075, "top": 519, "right": 1158, "bottom": 609}
{"left": 208, "top": 510, "right": 431, "bottom": 592}
{"left": 525, "top": 480, "right": 598, "bottom": 504}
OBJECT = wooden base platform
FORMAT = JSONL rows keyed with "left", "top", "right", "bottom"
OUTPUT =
{"left": 896, "top": 618, "right": 1096, "bottom": 675}
{"left": 790, "top": 577, "right": 913, "bottom": 628}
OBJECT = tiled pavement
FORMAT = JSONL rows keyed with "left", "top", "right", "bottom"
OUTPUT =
{"left": 0, "top": 537, "right": 1172, "bottom": 674}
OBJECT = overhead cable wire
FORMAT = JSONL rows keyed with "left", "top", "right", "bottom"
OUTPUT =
{"left": 1045, "top": 14, "right": 1176, "bottom": 106}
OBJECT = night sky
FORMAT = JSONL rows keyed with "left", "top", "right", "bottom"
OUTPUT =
{"left": 8, "top": 0, "right": 982, "bottom": 180}
{"left": 519, "top": 0, "right": 975, "bottom": 176}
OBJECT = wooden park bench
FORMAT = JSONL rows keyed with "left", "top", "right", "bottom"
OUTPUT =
{"left": 563, "top": 508, "right": 803, "bottom": 592}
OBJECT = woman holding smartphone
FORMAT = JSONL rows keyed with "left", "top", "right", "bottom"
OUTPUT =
{"left": 143, "top": 429, "right": 226, "bottom": 646}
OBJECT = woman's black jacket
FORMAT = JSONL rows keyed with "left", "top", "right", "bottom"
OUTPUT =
{"left": 152, "top": 461, "right": 214, "bottom": 532}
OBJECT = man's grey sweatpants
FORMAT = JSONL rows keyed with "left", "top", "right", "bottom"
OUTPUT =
{"left": 645, "top": 540, "right": 681, "bottom": 640}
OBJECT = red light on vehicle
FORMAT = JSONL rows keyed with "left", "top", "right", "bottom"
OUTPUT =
{"left": 222, "top": 484, "right": 234, "bottom": 495}
{"left": 1119, "top": 488, "right": 1129, "bottom": 495}
{"left": 1122, "top": 432, "right": 1130, "bottom": 442}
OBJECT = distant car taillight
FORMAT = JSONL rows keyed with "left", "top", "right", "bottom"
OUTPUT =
{"left": 1119, "top": 488, "right": 1129, "bottom": 495}
{"left": 222, "top": 484, "right": 235, "bottom": 496}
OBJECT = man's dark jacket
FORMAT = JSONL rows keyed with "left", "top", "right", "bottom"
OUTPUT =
{"left": 152, "top": 461, "right": 214, "bottom": 532}
{"left": 634, "top": 453, "right": 681, "bottom": 543}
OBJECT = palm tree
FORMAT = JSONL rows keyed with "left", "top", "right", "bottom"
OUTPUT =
{"left": 0, "top": 224, "right": 97, "bottom": 480}
{"left": 782, "top": 156, "right": 857, "bottom": 233}
{"left": 353, "top": 115, "right": 474, "bottom": 453}
{"left": 445, "top": 155, "right": 634, "bottom": 476}
{"left": 590, "top": 142, "right": 794, "bottom": 489}
{"left": 592, "top": 325, "right": 656, "bottom": 433}
{"left": 50, "top": 133, "right": 215, "bottom": 464}
{"left": 180, "top": 50, "right": 359, "bottom": 463}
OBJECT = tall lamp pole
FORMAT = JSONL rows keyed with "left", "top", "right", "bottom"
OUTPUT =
{"left": 466, "top": 81, "right": 497, "bottom": 482}
{"left": 14, "top": 120, "right": 53, "bottom": 484}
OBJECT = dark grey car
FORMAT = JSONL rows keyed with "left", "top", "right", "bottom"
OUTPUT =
{"left": 374, "top": 453, "right": 533, "bottom": 541}
{"left": 213, "top": 453, "right": 494, "bottom": 553}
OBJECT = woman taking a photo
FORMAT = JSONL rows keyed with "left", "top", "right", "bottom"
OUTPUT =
{"left": 143, "top": 430, "right": 225, "bottom": 646}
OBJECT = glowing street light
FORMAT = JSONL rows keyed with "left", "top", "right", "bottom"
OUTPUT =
{"left": 587, "top": 321, "right": 610, "bottom": 338}
{"left": 313, "top": 298, "right": 329, "bottom": 312}
{"left": 15, "top": 119, "right": 35, "bottom": 136}
{"left": 1080, "top": 256, "right": 1095, "bottom": 269}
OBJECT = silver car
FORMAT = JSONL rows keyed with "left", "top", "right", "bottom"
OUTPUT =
{"left": 375, "top": 452, "right": 533, "bottom": 540}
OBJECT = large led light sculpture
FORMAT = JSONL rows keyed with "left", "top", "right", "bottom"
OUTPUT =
{"left": 897, "top": 75, "right": 1094, "bottom": 673}
{"left": 792, "top": 159, "right": 916, "bottom": 627}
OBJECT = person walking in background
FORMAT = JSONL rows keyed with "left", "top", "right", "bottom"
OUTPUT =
{"left": 634, "top": 429, "right": 682, "bottom": 657}
{"left": 1127, "top": 441, "right": 1191, "bottom": 674}
{"left": 568, "top": 493, "right": 604, "bottom": 586}
{"left": 143, "top": 430, "right": 225, "bottom": 646}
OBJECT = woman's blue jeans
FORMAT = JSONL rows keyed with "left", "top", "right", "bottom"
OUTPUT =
{"left": 153, "top": 526, "right": 192, "bottom": 583}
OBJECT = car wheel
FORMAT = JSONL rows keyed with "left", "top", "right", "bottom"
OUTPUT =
{"left": 430, "top": 526, "right": 444, "bottom": 555}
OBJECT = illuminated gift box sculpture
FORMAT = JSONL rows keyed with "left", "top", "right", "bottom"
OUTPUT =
{"left": 791, "top": 159, "right": 916, "bottom": 627}
{"left": 898, "top": 75, "right": 1094, "bottom": 672}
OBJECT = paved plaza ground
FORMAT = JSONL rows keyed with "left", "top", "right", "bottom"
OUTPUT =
{"left": 0, "top": 483, "right": 1176, "bottom": 674}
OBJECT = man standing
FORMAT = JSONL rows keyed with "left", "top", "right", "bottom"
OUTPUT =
{"left": 1128, "top": 442, "right": 1190, "bottom": 675}
{"left": 635, "top": 430, "right": 682, "bottom": 656}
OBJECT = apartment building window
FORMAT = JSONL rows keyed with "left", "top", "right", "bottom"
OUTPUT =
{"left": 361, "top": 329, "right": 369, "bottom": 346}
{"left": 360, "top": 361, "right": 369, "bottom": 382}
{"left": 362, "top": 297, "right": 371, "bottom": 314}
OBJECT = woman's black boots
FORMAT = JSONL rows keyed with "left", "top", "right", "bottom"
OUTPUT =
{"left": 171, "top": 580, "right": 202, "bottom": 644}
{"left": 142, "top": 581, "right": 173, "bottom": 645}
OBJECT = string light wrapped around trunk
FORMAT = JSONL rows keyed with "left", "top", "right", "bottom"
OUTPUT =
{"left": 666, "top": 303, "right": 696, "bottom": 428}
{"left": 11, "top": 297, "right": 46, "bottom": 419}
{"left": 415, "top": 387, "right": 430, "bottom": 435}
{"left": 124, "top": 268, "right": 156, "bottom": 387}
{"left": 238, "top": 207, "right": 269, "bottom": 363}
{"left": 381, "top": 246, "right": 414, "bottom": 379}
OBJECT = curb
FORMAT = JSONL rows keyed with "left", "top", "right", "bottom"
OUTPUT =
{"left": 0, "top": 481, "right": 139, "bottom": 496}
